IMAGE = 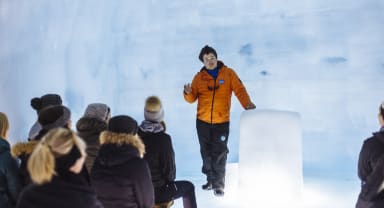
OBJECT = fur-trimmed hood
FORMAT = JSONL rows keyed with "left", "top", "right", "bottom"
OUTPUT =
{"left": 99, "top": 131, "right": 145, "bottom": 158}
{"left": 11, "top": 140, "right": 39, "bottom": 158}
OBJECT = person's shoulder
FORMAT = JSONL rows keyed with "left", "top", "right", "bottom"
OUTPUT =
{"left": 0, "top": 150, "right": 17, "bottom": 166}
{"left": 363, "top": 134, "right": 382, "bottom": 147}
{"left": 224, "top": 66, "right": 236, "bottom": 73}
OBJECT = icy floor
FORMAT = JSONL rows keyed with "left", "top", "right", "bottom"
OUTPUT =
{"left": 172, "top": 163, "right": 359, "bottom": 208}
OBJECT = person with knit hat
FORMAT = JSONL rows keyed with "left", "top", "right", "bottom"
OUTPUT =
{"left": 0, "top": 112, "right": 21, "bottom": 208}
{"left": 76, "top": 103, "right": 110, "bottom": 172}
{"left": 91, "top": 115, "right": 154, "bottom": 208}
{"left": 12, "top": 105, "right": 73, "bottom": 187}
{"left": 183, "top": 45, "right": 256, "bottom": 196}
{"left": 28, "top": 93, "right": 62, "bottom": 140}
{"left": 138, "top": 96, "right": 197, "bottom": 208}
{"left": 16, "top": 128, "right": 103, "bottom": 208}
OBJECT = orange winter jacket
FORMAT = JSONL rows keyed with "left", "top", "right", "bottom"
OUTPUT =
{"left": 184, "top": 61, "right": 252, "bottom": 124}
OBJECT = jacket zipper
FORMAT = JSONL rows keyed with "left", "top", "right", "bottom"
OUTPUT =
{"left": 210, "top": 77, "right": 217, "bottom": 125}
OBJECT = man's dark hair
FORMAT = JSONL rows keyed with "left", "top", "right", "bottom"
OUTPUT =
{"left": 381, "top": 103, "right": 384, "bottom": 119}
{"left": 199, "top": 45, "right": 217, "bottom": 62}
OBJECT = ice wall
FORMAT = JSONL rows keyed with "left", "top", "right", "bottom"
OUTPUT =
{"left": 1, "top": 0, "right": 384, "bottom": 177}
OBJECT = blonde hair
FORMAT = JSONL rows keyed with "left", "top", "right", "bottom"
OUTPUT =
{"left": 145, "top": 96, "right": 162, "bottom": 112}
{"left": 28, "top": 128, "right": 86, "bottom": 184}
{"left": 0, "top": 112, "right": 9, "bottom": 138}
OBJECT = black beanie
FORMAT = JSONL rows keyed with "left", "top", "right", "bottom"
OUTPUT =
{"left": 38, "top": 105, "right": 71, "bottom": 130}
{"left": 108, "top": 115, "right": 138, "bottom": 134}
{"left": 31, "top": 94, "right": 62, "bottom": 112}
{"left": 198, "top": 45, "right": 217, "bottom": 62}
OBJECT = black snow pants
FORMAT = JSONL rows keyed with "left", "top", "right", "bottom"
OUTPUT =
{"left": 155, "top": 180, "right": 197, "bottom": 208}
{"left": 196, "top": 119, "right": 229, "bottom": 189}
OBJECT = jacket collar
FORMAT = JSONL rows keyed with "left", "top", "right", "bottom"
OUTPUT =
{"left": 0, "top": 138, "right": 10, "bottom": 153}
{"left": 200, "top": 61, "right": 224, "bottom": 72}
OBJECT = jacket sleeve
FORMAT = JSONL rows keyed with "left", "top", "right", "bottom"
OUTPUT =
{"left": 360, "top": 155, "right": 384, "bottom": 201}
{"left": 135, "top": 160, "right": 154, "bottom": 208}
{"left": 161, "top": 135, "right": 176, "bottom": 182}
{"left": 183, "top": 73, "right": 199, "bottom": 103}
{"left": 229, "top": 69, "right": 252, "bottom": 109}
{"left": 4, "top": 154, "right": 22, "bottom": 204}
{"left": 358, "top": 141, "right": 372, "bottom": 181}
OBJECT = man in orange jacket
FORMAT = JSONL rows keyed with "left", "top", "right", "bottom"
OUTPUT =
{"left": 184, "top": 45, "right": 256, "bottom": 197}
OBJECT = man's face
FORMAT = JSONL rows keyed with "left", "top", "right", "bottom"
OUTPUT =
{"left": 203, "top": 53, "right": 217, "bottom": 70}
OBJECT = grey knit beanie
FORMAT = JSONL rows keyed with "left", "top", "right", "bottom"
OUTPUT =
{"left": 83, "top": 103, "right": 110, "bottom": 121}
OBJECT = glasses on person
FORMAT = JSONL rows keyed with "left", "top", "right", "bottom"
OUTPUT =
{"left": 204, "top": 56, "right": 216, "bottom": 62}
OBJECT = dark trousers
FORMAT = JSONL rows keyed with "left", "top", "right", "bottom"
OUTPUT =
{"left": 155, "top": 181, "right": 197, "bottom": 208}
{"left": 196, "top": 119, "right": 229, "bottom": 189}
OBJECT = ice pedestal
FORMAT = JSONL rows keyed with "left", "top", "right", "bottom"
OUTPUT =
{"left": 238, "top": 109, "right": 303, "bottom": 207}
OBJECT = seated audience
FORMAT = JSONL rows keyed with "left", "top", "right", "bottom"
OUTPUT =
{"left": 16, "top": 128, "right": 103, "bottom": 208}
{"left": 138, "top": 96, "right": 197, "bottom": 208}
{"left": 91, "top": 115, "right": 154, "bottom": 208}
{"left": 0, "top": 112, "right": 21, "bottom": 208}
{"left": 76, "top": 103, "right": 110, "bottom": 172}
{"left": 28, "top": 94, "right": 62, "bottom": 140}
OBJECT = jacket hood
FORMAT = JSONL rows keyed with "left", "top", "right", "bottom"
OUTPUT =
{"left": 0, "top": 138, "right": 10, "bottom": 153}
{"left": 96, "top": 144, "right": 141, "bottom": 167}
{"left": 76, "top": 117, "right": 107, "bottom": 137}
{"left": 11, "top": 140, "right": 39, "bottom": 157}
{"left": 99, "top": 131, "right": 145, "bottom": 157}
{"left": 374, "top": 131, "right": 384, "bottom": 144}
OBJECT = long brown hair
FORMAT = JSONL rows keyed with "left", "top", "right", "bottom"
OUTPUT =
{"left": 0, "top": 112, "right": 9, "bottom": 138}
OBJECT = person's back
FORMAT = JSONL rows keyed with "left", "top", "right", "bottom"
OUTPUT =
{"left": 16, "top": 128, "right": 102, "bottom": 208}
{"left": 138, "top": 129, "right": 175, "bottom": 188}
{"left": 76, "top": 103, "right": 110, "bottom": 172}
{"left": 356, "top": 103, "right": 384, "bottom": 208}
{"left": 12, "top": 105, "right": 72, "bottom": 188}
{"left": 0, "top": 112, "right": 21, "bottom": 208}
{"left": 139, "top": 96, "right": 197, "bottom": 208}
{"left": 18, "top": 178, "right": 102, "bottom": 208}
{"left": 91, "top": 115, "right": 154, "bottom": 208}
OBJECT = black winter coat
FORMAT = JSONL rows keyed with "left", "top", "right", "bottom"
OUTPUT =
{"left": 138, "top": 129, "right": 176, "bottom": 188}
{"left": 356, "top": 130, "right": 384, "bottom": 208}
{"left": 76, "top": 117, "right": 107, "bottom": 172}
{"left": 0, "top": 138, "right": 21, "bottom": 208}
{"left": 91, "top": 143, "right": 154, "bottom": 208}
{"left": 16, "top": 174, "right": 103, "bottom": 208}
{"left": 11, "top": 139, "right": 91, "bottom": 189}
